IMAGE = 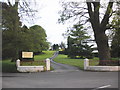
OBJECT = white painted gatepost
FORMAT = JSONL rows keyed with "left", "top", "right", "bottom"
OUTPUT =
{"left": 16, "top": 58, "right": 51, "bottom": 72}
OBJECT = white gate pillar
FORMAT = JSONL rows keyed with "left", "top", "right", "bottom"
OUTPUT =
{"left": 84, "top": 58, "right": 89, "bottom": 70}
{"left": 46, "top": 58, "right": 50, "bottom": 71}
{"left": 16, "top": 59, "right": 20, "bottom": 67}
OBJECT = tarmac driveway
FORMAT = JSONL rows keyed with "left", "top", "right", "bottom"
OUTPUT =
{"left": 50, "top": 59, "right": 79, "bottom": 72}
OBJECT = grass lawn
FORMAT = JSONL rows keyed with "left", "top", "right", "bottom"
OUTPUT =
{"left": 34, "top": 51, "right": 55, "bottom": 60}
{"left": 2, "top": 51, "right": 55, "bottom": 73}
{"left": 53, "top": 54, "right": 119, "bottom": 70}
{"left": 53, "top": 54, "right": 99, "bottom": 70}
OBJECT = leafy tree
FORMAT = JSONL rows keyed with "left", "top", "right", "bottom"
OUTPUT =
{"left": 29, "top": 25, "right": 49, "bottom": 52}
{"left": 111, "top": 29, "right": 120, "bottom": 58}
{"left": 66, "top": 24, "right": 93, "bottom": 59}
{"left": 2, "top": 2, "right": 22, "bottom": 61}
{"left": 111, "top": 1, "right": 120, "bottom": 58}
{"left": 52, "top": 44, "right": 59, "bottom": 51}
{"left": 59, "top": 42, "right": 66, "bottom": 50}
{"left": 59, "top": 0, "right": 115, "bottom": 65}
{"left": 2, "top": 1, "right": 33, "bottom": 60}
{"left": 59, "top": 42, "right": 67, "bottom": 54}
{"left": 2, "top": 25, "right": 49, "bottom": 60}
{"left": 2, "top": 2, "right": 49, "bottom": 61}
{"left": 2, "top": 2, "right": 21, "bottom": 30}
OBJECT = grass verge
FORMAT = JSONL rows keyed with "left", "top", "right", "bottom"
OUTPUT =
{"left": 34, "top": 51, "right": 55, "bottom": 60}
{"left": 53, "top": 54, "right": 99, "bottom": 70}
{"left": 1, "top": 59, "right": 18, "bottom": 73}
{"left": 53, "top": 54, "right": 119, "bottom": 70}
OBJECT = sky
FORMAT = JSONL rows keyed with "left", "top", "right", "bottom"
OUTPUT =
{"left": 19, "top": 0, "right": 95, "bottom": 45}
{"left": 21, "top": 0, "right": 72, "bottom": 45}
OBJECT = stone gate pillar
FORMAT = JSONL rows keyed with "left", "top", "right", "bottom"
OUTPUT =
{"left": 46, "top": 58, "right": 50, "bottom": 71}
{"left": 84, "top": 58, "right": 89, "bottom": 70}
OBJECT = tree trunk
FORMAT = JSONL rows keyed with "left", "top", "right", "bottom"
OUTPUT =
{"left": 94, "top": 30, "right": 111, "bottom": 65}
{"left": 86, "top": 1, "right": 113, "bottom": 65}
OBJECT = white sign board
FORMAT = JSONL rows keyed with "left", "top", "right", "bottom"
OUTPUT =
{"left": 22, "top": 52, "right": 33, "bottom": 58}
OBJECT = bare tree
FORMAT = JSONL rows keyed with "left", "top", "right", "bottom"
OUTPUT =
{"left": 7, "top": 0, "right": 37, "bottom": 25}
{"left": 59, "top": 0, "right": 116, "bottom": 65}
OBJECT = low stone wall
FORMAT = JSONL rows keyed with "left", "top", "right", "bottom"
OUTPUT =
{"left": 16, "top": 58, "right": 50, "bottom": 72}
{"left": 84, "top": 58, "right": 120, "bottom": 71}
{"left": 17, "top": 66, "right": 44, "bottom": 72}
{"left": 86, "top": 66, "right": 119, "bottom": 71}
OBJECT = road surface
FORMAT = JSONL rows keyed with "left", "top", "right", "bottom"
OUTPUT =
{"left": 2, "top": 71, "right": 118, "bottom": 88}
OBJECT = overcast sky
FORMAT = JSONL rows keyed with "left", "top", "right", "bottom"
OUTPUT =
{"left": 21, "top": 0, "right": 73, "bottom": 45}
{"left": 20, "top": 0, "right": 94, "bottom": 45}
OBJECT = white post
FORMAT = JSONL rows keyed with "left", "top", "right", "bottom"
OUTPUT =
{"left": 16, "top": 59, "right": 20, "bottom": 67}
{"left": 46, "top": 58, "right": 50, "bottom": 71}
{"left": 84, "top": 58, "right": 89, "bottom": 70}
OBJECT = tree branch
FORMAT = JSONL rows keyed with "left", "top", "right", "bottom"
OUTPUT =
{"left": 101, "top": 1, "right": 113, "bottom": 31}
{"left": 86, "top": 2, "right": 94, "bottom": 25}
{"left": 93, "top": 2, "right": 100, "bottom": 25}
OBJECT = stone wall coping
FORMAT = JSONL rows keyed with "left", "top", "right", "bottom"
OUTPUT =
{"left": 88, "top": 66, "right": 119, "bottom": 67}
{"left": 18, "top": 66, "right": 44, "bottom": 68}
